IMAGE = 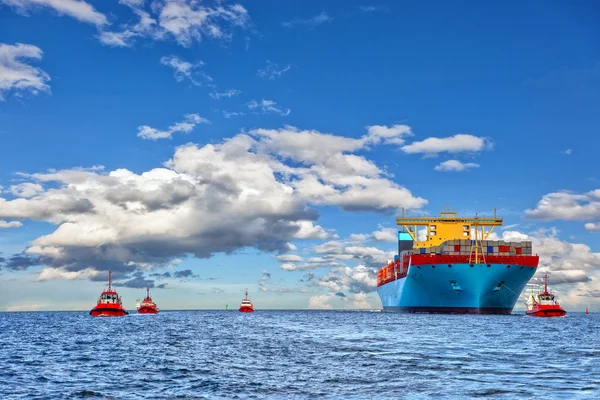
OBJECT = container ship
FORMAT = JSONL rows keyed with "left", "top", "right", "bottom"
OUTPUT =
{"left": 376, "top": 208, "right": 538, "bottom": 314}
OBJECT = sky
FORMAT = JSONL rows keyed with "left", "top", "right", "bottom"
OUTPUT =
{"left": 0, "top": 0, "right": 599, "bottom": 312}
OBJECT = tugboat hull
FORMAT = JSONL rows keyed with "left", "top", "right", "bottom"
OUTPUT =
{"left": 90, "top": 306, "right": 128, "bottom": 317}
{"left": 239, "top": 306, "right": 254, "bottom": 313}
{"left": 137, "top": 306, "right": 159, "bottom": 314}
{"left": 526, "top": 307, "right": 566, "bottom": 317}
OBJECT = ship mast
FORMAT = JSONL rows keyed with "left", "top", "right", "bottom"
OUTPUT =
{"left": 108, "top": 270, "right": 112, "bottom": 292}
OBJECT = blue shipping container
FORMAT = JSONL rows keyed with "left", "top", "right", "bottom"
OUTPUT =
{"left": 488, "top": 246, "right": 494, "bottom": 253}
{"left": 420, "top": 248, "right": 425, "bottom": 254}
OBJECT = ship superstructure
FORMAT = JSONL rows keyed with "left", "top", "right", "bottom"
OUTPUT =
{"left": 376, "top": 208, "right": 538, "bottom": 314}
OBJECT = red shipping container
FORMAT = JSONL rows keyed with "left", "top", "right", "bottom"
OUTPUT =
{"left": 515, "top": 247, "right": 522, "bottom": 254}
{"left": 499, "top": 245, "right": 510, "bottom": 252}
{"left": 454, "top": 245, "right": 460, "bottom": 252}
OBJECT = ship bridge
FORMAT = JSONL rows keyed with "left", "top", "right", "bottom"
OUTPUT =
{"left": 396, "top": 207, "right": 503, "bottom": 249}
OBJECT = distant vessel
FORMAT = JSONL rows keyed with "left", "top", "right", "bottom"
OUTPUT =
{"left": 239, "top": 289, "right": 254, "bottom": 313}
{"left": 586, "top": 306, "right": 589, "bottom": 315}
{"left": 525, "top": 273, "right": 566, "bottom": 317}
{"left": 137, "top": 287, "right": 159, "bottom": 314}
{"left": 377, "top": 208, "right": 539, "bottom": 314}
{"left": 135, "top": 298, "right": 140, "bottom": 311}
{"left": 89, "top": 270, "right": 128, "bottom": 317}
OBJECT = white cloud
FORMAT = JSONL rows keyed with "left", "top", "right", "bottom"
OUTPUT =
{"left": 0, "top": 42, "right": 50, "bottom": 101}
{"left": 97, "top": 31, "right": 138, "bottom": 47}
{"left": 137, "top": 113, "right": 209, "bottom": 140}
{"left": 247, "top": 99, "right": 290, "bottom": 116}
{"left": 160, "top": 55, "right": 211, "bottom": 86}
{"left": 3, "top": 0, "right": 250, "bottom": 49}
{"left": 165, "top": 258, "right": 182, "bottom": 270}
{"left": 344, "top": 246, "right": 386, "bottom": 257}
{"left": 36, "top": 267, "right": 98, "bottom": 281}
{"left": 434, "top": 160, "right": 480, "bottom": 172}
{"left": 157, "top": 0, "right": 249, "bottom": 46}
{"left": 209, "top": 89, "right": 240, "bottom": 99}
{"left": 563, "top": 149, "right": 572, "bottom": 155}
{"left": 222, "top": 110, "right": 245, "bottom": 119}
{"left": 308, "top": 265, "right": 377, "bottom": 295}
{"left": 10, "top": 182, "right": 44, "bottom": 198}
{"left": 119, "top": 0, "right": 145, "bottom": 8}
{"left": 249, "top": 126, "right": 427, "bottom": 211}
{"left": 282, "top": 12, "right": 331, "bottom": 28}
{"left": 372, "top": 227, "right": 397, "bottom": 242}
{"left": 2, "top": 0, "right": 108, "bottom": 26}
{"left": 0, "top": 220, "right": 23, "bottom": 228}
{"left": 311, "top": 237, "right": 395, "bottom": 268}
{"left": 525, "top": 190, "right": 600, "bottom": 231}
{"left": 98, "top": 0, "right": 250, "bottom": 48}
{"left": 364, "top": 124, "right": 413, "bottom": 145}
{"left": 314, "top": 240, "right": 345, "bottom": 255}
{"left": 290, "top": 221, "right": 337, "bottom": 240}
{"left": 401, "top": 134, "right": 491, "bottom": 155}
{"left": 308, "top": 294, "right": 334, "bottom": 309}
{"left": 585, "top": 222, "right": 600, "bottom": 232}
{"left": 349, "top": 233, "right": 368, "bottom": 241}
{"left": 341, "top": 292, "right": 373, "bottom": 309}
{"left": 0, "top": 124, "right": 427, "bottom": 278}
{"left": 275, "top": 254, "right": 303, "bottom": 262}
{"left": 257, "top": 60, "right": 291, "bottom": 80}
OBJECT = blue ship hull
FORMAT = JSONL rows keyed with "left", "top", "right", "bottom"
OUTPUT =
{"left": 377, "top": 263, "right": 536, "bottom": 314}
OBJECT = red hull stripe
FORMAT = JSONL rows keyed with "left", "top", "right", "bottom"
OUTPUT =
{"left": 409, "top": 254, "right": 539, "bottom": 267}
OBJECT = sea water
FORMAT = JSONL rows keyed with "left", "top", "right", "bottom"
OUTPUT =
{"left": 0, "top": 310, "right": 598, "bottom": 399}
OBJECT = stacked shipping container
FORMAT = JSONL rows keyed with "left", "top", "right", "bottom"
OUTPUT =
{"left": 409, "top": 240, "right": 533, "bottom": 256}
{"left": 376, "top": 240, "right": 535, "bottom": 287}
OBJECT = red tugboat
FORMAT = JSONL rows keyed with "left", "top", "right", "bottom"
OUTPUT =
{"left": 239, "top": 289, "right": 254, "bottom": 313}
{"left": 525, "top": 273, "right": 566, "bottom": 317}
{"left": 137, "top": 286, "right": 159, "bottom": 314}
{"left": 89, "top": 270, "right": 128, "bottom": 317}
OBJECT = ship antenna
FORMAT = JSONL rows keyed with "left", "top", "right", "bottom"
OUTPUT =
{"left": 108, "top": 270, "right": 112, "bottom": 292}
{"left": 544, "top": 272, "right": 548, "bottom": 294}
{"left": 147, "top": 286, "right": 150, "bottom": 298}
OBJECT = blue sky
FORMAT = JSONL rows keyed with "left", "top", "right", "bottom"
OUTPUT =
{"left": 0, "top": 0, "right": 599, "bottom": 311}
